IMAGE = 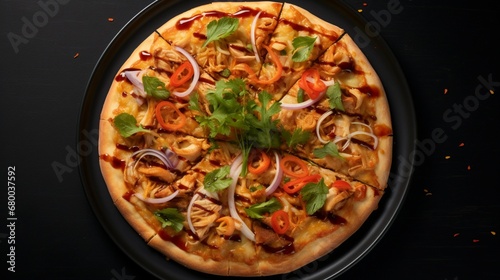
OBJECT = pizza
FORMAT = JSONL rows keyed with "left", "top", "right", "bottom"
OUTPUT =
{"left": 98, "top": 1, "right": 393, "bottom": 276}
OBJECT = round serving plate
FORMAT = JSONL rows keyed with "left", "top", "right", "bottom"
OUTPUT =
{"left": 78, "top": 0, "right": 416, "bottom": 279}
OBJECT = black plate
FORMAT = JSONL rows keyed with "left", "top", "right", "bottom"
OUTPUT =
{"left": 78, "top": 0, "right": 416, "bottom": 279}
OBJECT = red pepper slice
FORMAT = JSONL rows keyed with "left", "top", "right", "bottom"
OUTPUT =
{"left": 270, "top": 210, "right": 290, "bottom": 235}
{"left": 170, "top": 61, "right": 194, "bottom": 88}
{"left": 280, "top": 155, "right": 309, "bottom": 178}
{"left": 299, "top": 68, "right": 326, "bottom": 99}
{"left": 331, "top": 180, "right": 351, "bottom": 191}
{"left": 282, "top": 174, "right": 322, "bottom": 194}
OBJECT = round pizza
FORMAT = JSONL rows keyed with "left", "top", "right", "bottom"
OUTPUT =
{"left": 98, "top": 1, "right": 393, "bottom": 276}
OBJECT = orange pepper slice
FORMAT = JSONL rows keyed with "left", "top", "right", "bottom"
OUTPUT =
{"left": 155, "top": 101, "right": 187, "bottom": 131}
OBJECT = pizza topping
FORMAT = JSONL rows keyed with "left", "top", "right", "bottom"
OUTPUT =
{"left": 123, "top": 70, "right": 146, "bottom": 96}
{"left": 114, "top": 113, "right": 155, "bottom": 138}
{"left": 171, "top": 46, "right": 200, "bottom": 97}
{"left": 280, "top": 155, "right": 309, "bottom": 178}
{"left": 131, "top": 148, "right": 179, "bottom": 171}
{"left": 270, "top": 210, "right": 290, "bottom": 234}
{"left": 202, "top": 17, "right": 239, "bottom": 48}
{"left": 215, "top": 216, "right": 236, "bottom": 236}
{"left": 187, "top": 189, "right": 222, "bottom": 238}
{"left": 247, "top": 149, "right": 271, "bottom": 175}
{"left": 169, "top": 61, "right": 194, "bottom": 88}
{"left": 134, "top": 189, "right": 179, "bottom": 204}
{"left": 155, "top": 101, "right": 187, "bottom": 131}
{"left": 253, "top": 45, "right": 283, "bottom": 85}
{"left": 326, "top": 81, "right": 345, "bottom": 111}
{"left": 250, "top": 11, "right": 263, "bottom": 63}
{"left": 291, "top": 36, "right": 316, "bottom": 62}
{"left": 282, "top": 174, "right": 322, "bottom": 194}
{"left": 313, "top": 142, "right": 342, "bottom": 159}
{"left": 244, "top": 197, "right": 281, "bottom": 219}
{"left": 264, "top": 151, "right": 283, "bottom": 196}
{"left": 299, "top": 68, "right": 326, "bottom": 99}
{"left": 154, "top": 208, "right": 185, "bottom": 232}
{"left": 227, "top": 155, "right": 256, "bottom": 241}
{"left": 203, "top": 166, "right": 232, "bottom": 192}
{"left": 300, "top": 178, "right": 329, "bottom": 215}
{"left": 143, "top": 75, "right": 170, "bottom": 99}
{"left": 280, "top": 87, "right": 326, "bottom": 110}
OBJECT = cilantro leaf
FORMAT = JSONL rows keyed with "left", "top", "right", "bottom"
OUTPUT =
{"left": 313, "top": 142, "right": 342, "bottom": 159}
{"left": 244, "top": 197, "right": 282, "bottom": 219}
{"left": 154, "top": 208, "right": 184, "bottom": 232}
{"left": 245, "top": 91, "right": 282, "bottom": 149}
{"left": 142, "top": 76, "right": 170, "bottom": 99}
{"left": 292, "top": 36, "right": 316, "bottom": 62}
{"left": 114, "top": 113, "right": 151, "bottom": 138}
{"left": 300, "top": 178, "right": 328, "bottom": 215}
{"left": 204, "top": 166, "right": 233, "bottom": 192}
{"left": 326, "top": 81, "right": 344, "bottom": 111}
{"left": 281, "top": 127, "right": 311, "bottom": 149}
{"left": 202, "top": 17, "right": 239, "bottom": 48}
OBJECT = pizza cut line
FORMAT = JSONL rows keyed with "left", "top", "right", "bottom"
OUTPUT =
{"left": 98, "top": 1, "right": 393, "bottom": 276}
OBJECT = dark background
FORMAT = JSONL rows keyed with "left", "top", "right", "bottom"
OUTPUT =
{"left": 1, "top": 0, "right": 500, "bottom": 279}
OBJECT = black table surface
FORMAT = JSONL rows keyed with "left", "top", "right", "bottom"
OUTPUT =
{"left": 2, "top": 0, "right": 500, "bottom": 279}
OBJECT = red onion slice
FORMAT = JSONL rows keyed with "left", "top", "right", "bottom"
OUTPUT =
{"left": 124, "top": 70, "right": 146, "bottom": 97}
{"left": 264, "top": 151, "right": 283, "bottom": 196}
{"left": 280, "top": 88, "right": 326, "bottom": 110}
{"left": 251, "top": 11, "right": 262, "bottom": 63}
{"left": 228, "top": 154, "right": 255, "bottom": 241}
{"left": 134, "top": 190, "right": 179, "bottom": 204}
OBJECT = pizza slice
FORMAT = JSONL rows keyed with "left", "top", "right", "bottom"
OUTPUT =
{"left": 250, "top": 3, "right": 344, "bottom": 101}
{"left": 276, "top": 34, "right": 393, "bottom": 189}
{"left": 156, "top": 2, "right": 282, "bottom": 81}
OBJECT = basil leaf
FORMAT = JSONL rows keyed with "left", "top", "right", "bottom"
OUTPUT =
{"left": 142, "top": 76, "right": 170, "bottom": 99}
{"left": 154, "top": 208, "right": 185, "bottom": 232}
{"left": 326, "top": 81, "right": 345, "bottom": 111}
{"left": 113, "top": 113, "right": 150, "bottom": 138}
{"left": 202, "top": 17, "right": 239, "bottom": 48}
{"left": 300, "top": 178, "right": 328, "bottom": 215}
{"left": 292, "top": 36, "right": 316, "bottom": 62}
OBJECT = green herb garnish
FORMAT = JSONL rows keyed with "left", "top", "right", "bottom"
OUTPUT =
{"left": 154, "top": 208, "right": 185, "bottom": 232}
{"left": 204, "top": 166, "right": 233, "bottom": 192}
{"left": 291, "top": 36, "right": 316, "bottom": 62}
{"left": 300, "top": 178, "right": 328, "bottom": 215}
{"left": 326, "top": 81, "right": 344, "bottom": 111}
{"left": 202, "top": 17, "right": 239, "bottom": 48}
{"left": 142, "top": 76, "right": 170, "bottom": 99}
{"left": 113, "top": 113, "right": 151, "bottom": 138}
{"left": 244, "top": 197, "right": 282, "bottom": 219}
{"left": 313, "top": 142, "right": 342, "bottom": 159}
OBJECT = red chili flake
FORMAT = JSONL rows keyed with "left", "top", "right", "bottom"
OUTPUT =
{"left": 467, "top": 165, "right": 471, "bottom": 171}
{"left": 444, "top": 88, "right": 448, "bottom": 94}
{"left": 472, "top": 239, "right": 480, "bottom": 243}
{"left": 459, "top": 142, "right": 465, "bottom": 147}
{"left": 363, "top": 2, "right": 368, "bottom": 7}
{"left": 108, "top": 17, "right": 114, "bottom": 22}
{"left": 453, "top": 233, "right": 460, "bottom": 237}
{"left": 73, "top": 52, "right": 80, "bottom": 59}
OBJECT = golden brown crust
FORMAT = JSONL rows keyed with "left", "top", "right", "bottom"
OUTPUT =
{"left": 97, "top": 1, "right": 392, "bottom": 277}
